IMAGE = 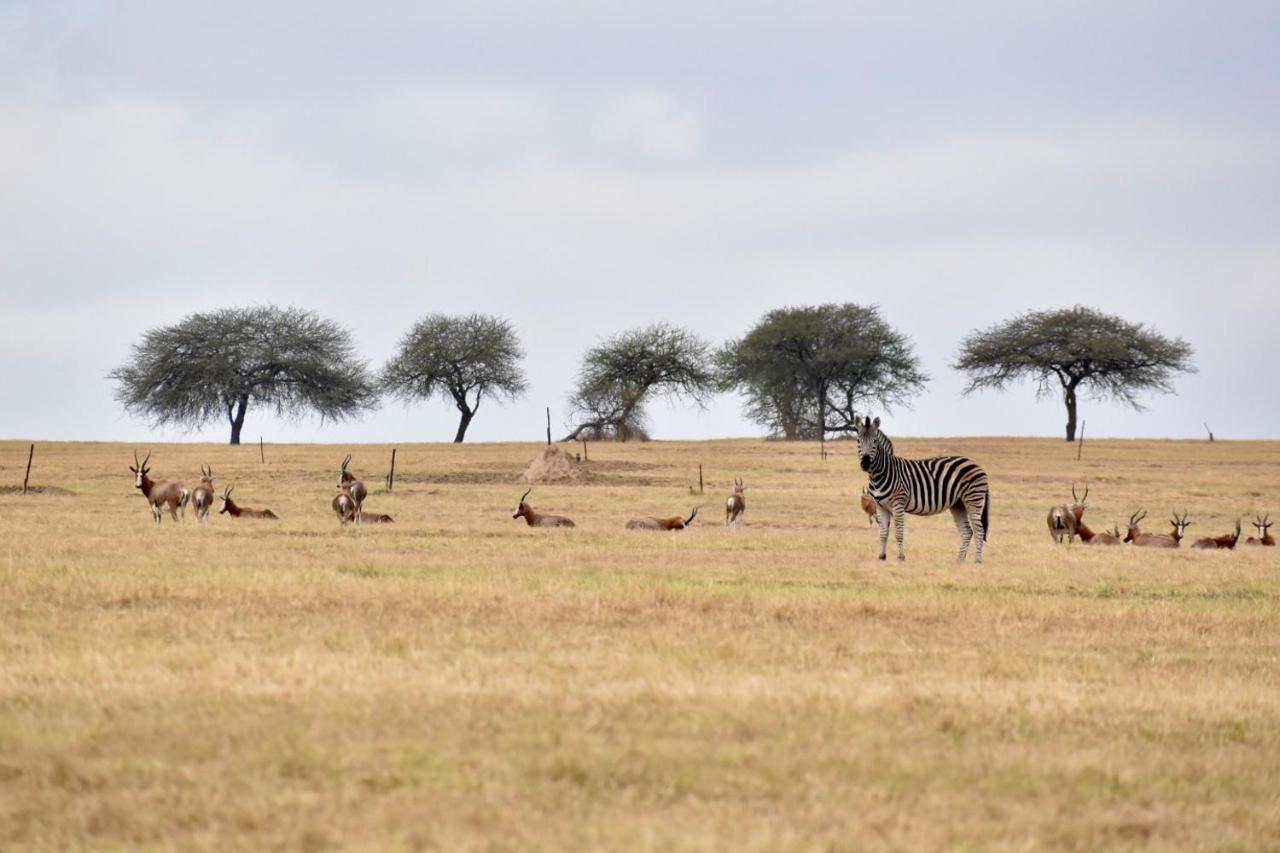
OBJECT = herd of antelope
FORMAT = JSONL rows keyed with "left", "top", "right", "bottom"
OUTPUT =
{"left": 1047, "top": 484, "right": 1274, "bottom": 550}
{"left": 130, "top": 449, "right": 1275, "bottom": 552}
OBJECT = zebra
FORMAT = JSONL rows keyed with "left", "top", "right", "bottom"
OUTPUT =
{"left": 855, "top": 415, "right": 990, "bottom": 563}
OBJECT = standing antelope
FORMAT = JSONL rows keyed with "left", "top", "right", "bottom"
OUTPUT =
{"left": 1047, "top": 483, "right": 1088, "bottom": 544}
{"left": 1125, "top": 510, "right": 1191, "bottom": 548}
{"left": 726, "top": 479, "right": 746, "bottom": 527}
{"left": 129, "top": 450, "right": 189, "bottom": 524}
{"left": 512, "top": 489, "right": 575, "bottom": 528}
{"left": 626, "top": 508, "right": 698, "bottom": 531}
{"left": 856, "top": 415, "right": 990, "bottom": 563}
{"left": 333, "top": 484, "right": 357, "bottom": 526}
{"left": 859, "top": 486, "right": 877, "bottom": 527}
{"left": 1245, "top": 512, "right": 1275, "bottom": 546}
{"left": 191, "top": 464, "right": 217, "bottom": 526}
{"left": 1192, "top": 518, "right": 1241, "bottom": 550}
{"left": 337, "top": 455, "right": 367, "bottom": 524}
{"left": 219, "top": 486, "right": 278, "bottom": 519}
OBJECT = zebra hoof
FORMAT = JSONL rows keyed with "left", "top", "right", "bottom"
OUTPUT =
{"left": 878, "top": 554, "right": 886, "bottom": 561}
{"left": 897, "top": 555, "right": 906, "bottom": 562}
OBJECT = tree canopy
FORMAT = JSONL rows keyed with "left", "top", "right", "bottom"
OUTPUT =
{"left": 564, "top": 323, "right": 716, "bottom": 441}
{"left": 953, "top": 305, "right": 1196, "bottom": 441}
{"left": 718, "top": 303, "right": 928, "bottom": 439}
{"left": 381, "top": 313, "right": 528, "bottom": 442}
{"left": 110, "top": 305, "right": 378, "bottom": 444}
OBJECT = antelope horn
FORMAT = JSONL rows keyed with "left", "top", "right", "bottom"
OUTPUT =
{"left": 141, "top": 451, "right": 151, "bottom": 470}
{"left": 133, "top": 449, "right": 140, "bottom": 468}
{"left": 519, "top": 488, "right": 532, "bottom": 504}
{"left": 685, "top": 507, "right": 699, "bottom": 525}
{"left": 1072, "top": 482, "right": 1079, "bottom": 502}
{"left": 1081, "top": 483, "right": 1089, "bottom": 504}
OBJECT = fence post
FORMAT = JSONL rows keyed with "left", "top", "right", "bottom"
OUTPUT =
{"left": 22, "top": 443, "right": 34, "bottom": 494}
{"left": 387, "top": 448, "right": 397, "bottom": 491}
{"left": 1076, "top": 420, "right": 1086, "bottom": 461}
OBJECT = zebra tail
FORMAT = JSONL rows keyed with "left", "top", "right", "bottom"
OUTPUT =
{"left": 983, "top": 492, "right": 991, "bottom": 541}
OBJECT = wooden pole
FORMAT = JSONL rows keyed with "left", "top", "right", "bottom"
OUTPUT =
{"left": 22, "top": 443, "right": 34, "bottom": 495}
{"left": 1204, "top": 422, "right": 1214, "bottom": 442}
{"left": 582, "top": 440, "right": 588, "bottom": 461}
{"left": 387, "top": 448, "right": 397, "bottom": 491}
{"left": 546, "top": 407, "right": 551, "bottom": 446}
{"left": 698, "top": 463, "right": 704, "bottom": 495}
{"left": 260, "top": 436, "right": 265, "bottom": 464}
{"left": 1076, "top": 420, "right": 1086, "bottom": 461}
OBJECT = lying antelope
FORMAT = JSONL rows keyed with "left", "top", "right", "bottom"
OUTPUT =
{"left": 129, "top": 450, "right": 189, "bottom": 524}
{"left": 512, "top": 489, "right": 575, "bottom": 528}
{"left": 219, "top": 486, "right": 278, "bottom": 519}
{"left": 1192, "top": 519, "right": 1241, "bottom": 550}
{"left": 1125, "top": 510, "right": 1191, "bottom": 548}
{"left": 1077, "top": 520, "right": 1122, "bottom": 546}
{"left": 1245, "top": 512, "right": 1275, "bottom": 546}
{"left": 726, "top": 479, "right": 746, "bottom": 527}
{"left": 191, "top": 464, "right": 217, "bottom": 526}
{"left": 360, "top": 511, "right": 394, "bottom": 524}
{"left": 626, "top": 507, "right": 698, "bottom": 531}
{"left": 337, "top": 455, "right": 367, "bottom": 524}
{"left": 859, "top": 486, "right": 877, "bottom": 527}
{"left": 1047, "top": 483, "right": 1088, "bottom": 544}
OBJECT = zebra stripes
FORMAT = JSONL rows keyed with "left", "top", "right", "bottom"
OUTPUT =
{"left": 855, "top": 416, "right": 990, "bottom": 563}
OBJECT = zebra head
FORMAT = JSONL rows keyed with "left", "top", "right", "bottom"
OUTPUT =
{"left": 855, "top": 415, "right": 882, "bottom": 471}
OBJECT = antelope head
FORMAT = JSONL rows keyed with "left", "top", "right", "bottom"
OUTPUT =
{"left": 1124, "top": 510, "right": 1147, "bottom": 543}
{"left": 337, "top": 454, "right": 354, "bottom": 487}
{"left": 513, "top": 488, "right": 533, "bottom": 521}
{"left": 1251, "top": 512, "right": 1272, "bottom": 539}
{"left": 1169, "top": 510, "right": 1192, "bottom": 541}
{"left": 129, "top": 450, "right": 152, "bottom": 489}
{"left": 734, "top": 478, "right": 745, "bottom": 495}
{"left": 218, "top": 486, "right": 234, "bottom": 514}
{"left": 1070, "top": 482, "right": 1090, "bottom": 519}
{"left": 200, "top": 464, "right": 216, "bottom": 485}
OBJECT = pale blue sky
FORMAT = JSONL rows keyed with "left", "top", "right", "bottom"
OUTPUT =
{"left": 2, "top": 1, "right": 1277, "bottom": 443}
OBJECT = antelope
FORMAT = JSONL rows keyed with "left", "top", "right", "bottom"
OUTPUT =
{"left": 129, "top": 450, "right": 189, "bottom": 524}
{"left": 1047, "top": 483, "right": 1088, "bottom": 544}
{"left": 859, "top": 486, "right": 877, "bottom": 526}
{"left": 726, "top": 479, "right": 746, "bottom": 527}
{"left": 360, "top": 511, "right": 394, "bottom": 524}
{"left": 626, "top": 507, "right": 699, "bottom": 531}
{"left": 1192, "top": 518, "right": 1241, "bottom": 550}
{"left": 512, "top": 489, "right": 575, "bottom": 528}
{"left": 1125, "top": 510, "right": 1191, "bottom": 548}
{"left": 333, "top": 485, "right": 357, "bottom": 526}
{"left": 191, "top": 464, "right": 217, "bottom": 526}
{"left": 1245, "top": 512, "right": 1275, "bottom": 546}
{"left": 337, "top": 455, "right": 367, "bottom": 524}
{"left": 219, "top": 486, "right": 278, "bottom": 519}
{"left": 1077, "top": 519, "right": 1122, "bottom": 546}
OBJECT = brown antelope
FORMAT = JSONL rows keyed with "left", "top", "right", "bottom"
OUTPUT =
{"left": 512, "top": 489, "right": 575, "bottom": 528}
{"left": 1245, "top": 512, "right": 1275, "bottom": 546}
{"left": 191, "top": 464, "right": 217, "bottom": 526}
{"left": 1192, "top": 518, "right": 1241, "bottom": 550}
{"left": 1125, "top": 510, "right": 1191, "bottom": 548}
{"left": 337, "top": 455, "right": 368, "bottom": 524}
{"left": 626, "top": 507, "right": 699, "bottom": 531}
{"left": 129, "top": 450, "right": 189, "bottom": 524}
{"left": 1047, "top": 483, "right": 1088, "bottom": 544}
{"left": 726, "top": 479, "right": 746, "bottom": 527}
{"left": 859, "top": 486, "right": 876, "bottom": 526}
{"left": 1077, "top": 519, "right": 1122, "bottom": 546}
{"left": 218, "top": 486, "right": 278, "bottom": 519}
{"left": 360, "top": 511, "right": 394, "bottom": 524}
{"left": 333, "top": 485, "right": 357, "bottom": 526}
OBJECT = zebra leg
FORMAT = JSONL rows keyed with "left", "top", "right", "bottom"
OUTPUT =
{"left": 968, "top": 500, "right": 986, "bottom": 563}
{"left": 876, "top": 503, "right": 892, "bottom": 560}
{"left": 894, "top": 507, "right": 906, "bottom": 561}
{"left": 951, "top": 506, "right": 973, "bottom": 562}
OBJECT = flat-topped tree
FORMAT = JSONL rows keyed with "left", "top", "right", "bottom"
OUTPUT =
{"left": 563, "top": 323, "right": 716, "bottom": 441}
{"left": 381, "top": 313, "right": 527, "bottom": 443}
{"left": 110, "top": 305, "right": 378, "bottom": 445}
{"left": 953, "top": 306, "right": 1195, "bottom": 442}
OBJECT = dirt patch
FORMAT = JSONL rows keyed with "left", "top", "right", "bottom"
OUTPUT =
{"left": 0, "top": 485, "right": 75, "bottom": 496}
{"left": 520, "top": 445, "right": 591, "bottom": 485}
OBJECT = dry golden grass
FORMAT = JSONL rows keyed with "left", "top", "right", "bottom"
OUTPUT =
{"left": 1, "top": 436, "right": 1278, "bottom": 850}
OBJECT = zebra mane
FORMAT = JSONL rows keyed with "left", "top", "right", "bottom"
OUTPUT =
{"left": 876, "top": 429, "right": 895, "bottom": 457}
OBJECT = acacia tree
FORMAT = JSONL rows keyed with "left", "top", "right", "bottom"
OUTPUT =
{"left": 381, "top": 313, "right": 528, "bottom": 442}
{"left": 110, "top": 305, "right": 379, "bottom": 444}
{"left": 718, "top": 304, "right": 928, "bottom": 439}
{"left": 563, "top": 323, "right": 716, "bottom": 441}
{"left": 953, "top": 305, "right": 1195, "bottom": 441}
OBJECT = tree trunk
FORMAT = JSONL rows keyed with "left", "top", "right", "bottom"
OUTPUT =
{"left": 229, "top": 395, "right": 249, "bottom": 445}
{"left": 453, "top": 409, "right": 474, "bottom": 443}
{"left": 1063, "top": 384, "right": 1078, "bottom": 442}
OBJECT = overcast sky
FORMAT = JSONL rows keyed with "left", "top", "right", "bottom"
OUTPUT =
{"left": 2, "top": 1, "right": 1277, "bottom": 445}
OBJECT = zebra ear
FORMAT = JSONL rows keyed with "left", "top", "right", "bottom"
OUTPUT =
{"left": 872, "top": 416, "right": 880, "bottom": 429}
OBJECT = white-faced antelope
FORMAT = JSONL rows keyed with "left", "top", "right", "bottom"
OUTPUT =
{"left": 859, "top": 486, "right": 877, "bottom": 527}
{"left": 191, "top": 464, "right": 217, "bottom": 526}
{"left": 725, "top": 479, "right": 746, "bottom": 527}
{"left": 512, "top": 489, "right": 575, "bottom": 528}
{"left": 1125, "top": 510, "right": 1191, "bottom": 548}
{"left": 1192, "top": 518, "right": 1241, "bottom": 550}
{"left": 626, "top": 507, "right": 698, "bottom": 531}
{"left": 219, "top": 486, "right": 278, "bottom": 519}
{"left": 1245, "top": 512, "right": 1275, "bottom": 546}
{"left": 129, "top": 450, "right": 189, "bottom": 524}
{"left": 337, "top": 455, "right": 367, "bottom": 524}
{"left": 1047, "top": 483, "right": 1088, "bottom": 544}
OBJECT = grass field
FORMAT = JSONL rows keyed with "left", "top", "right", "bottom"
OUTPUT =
{"left": 2, "top": 436, "right": 1278, "bottom": 850}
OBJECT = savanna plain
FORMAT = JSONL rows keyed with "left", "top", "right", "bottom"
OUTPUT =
{"left": 1, "top": 436, "right": 1278, "bottom": 851}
